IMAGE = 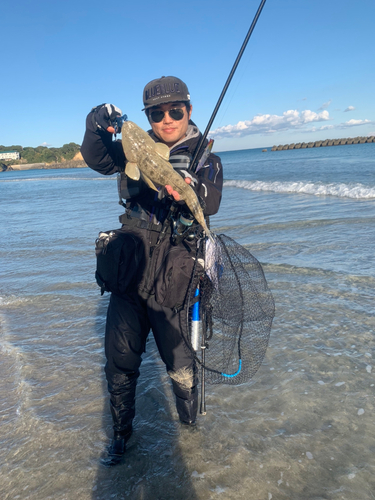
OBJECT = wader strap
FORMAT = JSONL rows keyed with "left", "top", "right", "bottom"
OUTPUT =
{"left": 119, "top": 213, "right": 170, "bottom": 233}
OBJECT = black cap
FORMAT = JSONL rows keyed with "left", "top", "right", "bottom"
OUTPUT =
{"left": 142, "top": 76, "right": 190, "bottom": 110}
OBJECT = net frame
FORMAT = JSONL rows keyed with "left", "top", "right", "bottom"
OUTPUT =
{"left": 180, "top": 233, "right": 275, "bottom": 385}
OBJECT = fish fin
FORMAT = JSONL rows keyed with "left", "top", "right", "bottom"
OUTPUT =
{"left": 142, "top": 173, "right": 159, "bottom": 191}
{"left": 155, "top": 143, "right": 170, "bottom": 161}
{"left": 125, "top": 162, "right": 141, "bottom": 181}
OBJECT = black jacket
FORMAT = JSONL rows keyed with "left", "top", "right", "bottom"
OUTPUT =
{"left": 81, "top": 110, "right": 223, "bottom": 222}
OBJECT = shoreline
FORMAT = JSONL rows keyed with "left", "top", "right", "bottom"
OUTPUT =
{"left": 2, "top": 160, "right": 87, "bottom": 172}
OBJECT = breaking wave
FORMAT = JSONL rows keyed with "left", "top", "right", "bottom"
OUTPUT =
{"left": 224, "top": 180, "right": 375, "bottom": 199}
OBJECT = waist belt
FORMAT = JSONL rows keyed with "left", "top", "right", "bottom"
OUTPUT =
{"left": 119, "top": 213, "right": 169, "bottom": 233}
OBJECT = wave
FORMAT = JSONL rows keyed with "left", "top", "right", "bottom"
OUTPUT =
{"left": 224, "top": 180, "right": 375, "bottom": 199}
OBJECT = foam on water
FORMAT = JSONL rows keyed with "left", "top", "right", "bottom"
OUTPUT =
{"left": 0, "top": 314, "right": 31, "bottom": 421}
{"left": 0, "top": 295, "right": 30, "bottom": 306}
{"left": 224, "top": 179, "right": 375, "bottom": 199}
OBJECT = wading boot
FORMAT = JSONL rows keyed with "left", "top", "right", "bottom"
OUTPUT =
{"left": 101, "top": 427, "right": 132, "bottom": 467}
{"left": 176, "top": 389, "right": 198, "bottom": 427}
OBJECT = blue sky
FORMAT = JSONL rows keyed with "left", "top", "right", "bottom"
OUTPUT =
{"left": 1, "top": 0, "right": 374, "bottom": 152}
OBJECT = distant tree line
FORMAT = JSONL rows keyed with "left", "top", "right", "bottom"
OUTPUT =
{"left": 0, "top": 143, "right": 81, "bottom": 164}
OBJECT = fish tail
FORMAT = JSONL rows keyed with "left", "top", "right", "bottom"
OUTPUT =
{"left": 206, "top": 230, "right": 215, "bottom": 244}
{"left": 202, "top": 221, "right": 214, "bottom": 243}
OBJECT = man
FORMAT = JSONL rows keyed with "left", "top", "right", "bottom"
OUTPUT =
{"left": 81, "top": 76, "right": 223, "bottom": 466}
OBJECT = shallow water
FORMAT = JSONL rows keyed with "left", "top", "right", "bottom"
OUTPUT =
{"left": 1, "top": 144, "right": 375, "bottom": 499}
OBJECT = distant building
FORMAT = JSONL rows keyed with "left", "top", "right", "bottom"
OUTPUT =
{"left": 0, "top": 151, "right": 20, "bottom": 160}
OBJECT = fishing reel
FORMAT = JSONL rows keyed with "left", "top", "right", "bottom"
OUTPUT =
{"left": 171, "top": 210, "right": 197, "bottom": 245}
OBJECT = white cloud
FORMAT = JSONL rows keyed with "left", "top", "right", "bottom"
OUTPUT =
{"left": 302, "top": 124, "right": 335, "bottom": 133}
{"left": 340, "top": 119, "right": 371, "bottom": 128}
{"left": 302, "top": 119, "right": 373, "bottom": 135}
{"left": 319, "top": 124, "right": 335, "bottom": 130}
{"left": 344, "top": 106, "right": 355, "bottom": 112}
{"left": 318, "top": 99, "right": 332, "bottom": 110}
{"left": 39, "top": 142, "right": 52, "bottom": 147}
{"left": 209, "top": 109, "right": 330, "bottom": 139}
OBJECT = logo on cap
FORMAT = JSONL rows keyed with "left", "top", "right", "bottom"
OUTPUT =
{"left": 145, "top": 82, "right": 181, "bottom": 101}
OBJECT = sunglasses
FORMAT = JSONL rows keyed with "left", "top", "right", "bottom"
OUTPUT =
{"left": 149, "top": 108, "right": 185, "bottom": 123}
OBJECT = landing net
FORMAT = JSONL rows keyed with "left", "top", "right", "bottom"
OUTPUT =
{"left": 181, "top": 234, "right": 275, "bottom": 385}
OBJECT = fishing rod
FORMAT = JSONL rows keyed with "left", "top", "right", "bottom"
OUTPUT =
{"left": 190, "top": 0, "right": 268, "bottom": 172}
{"left": 193, "top": 0, "right": 268, "bottom": 414}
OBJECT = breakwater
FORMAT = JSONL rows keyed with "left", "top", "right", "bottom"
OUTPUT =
{"left": 272, "top": 136, "right": 375, "bottom": 151}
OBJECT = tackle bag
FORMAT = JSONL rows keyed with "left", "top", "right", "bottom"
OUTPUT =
{"left": 152, "top": 237, "right": 203, "bottom": 311}
{"left": 95, "top": 229, "right": 143, "bottom": 296}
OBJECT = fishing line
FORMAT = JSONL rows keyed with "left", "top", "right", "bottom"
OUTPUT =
{"left": 191, "top": 0, "right": 268, "bottom": 171}
{"left": 212, "top": 43, "right": 259, "bottom": 133}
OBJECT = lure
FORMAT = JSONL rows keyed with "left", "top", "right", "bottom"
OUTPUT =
{"left": 195, "top": 139, "right": 214, "bottom": 173}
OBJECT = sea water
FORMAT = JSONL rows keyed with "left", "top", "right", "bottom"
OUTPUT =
{"left": 1, "top": 143, "right": 374, "bottom": 499}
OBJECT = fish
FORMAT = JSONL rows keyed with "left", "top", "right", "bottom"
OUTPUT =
{"left": 121, "top": 120, "right": 212, "bottom": 240}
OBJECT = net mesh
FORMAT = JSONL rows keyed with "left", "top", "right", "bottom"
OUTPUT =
{"left": 181, "top": 233, "right": 275, "bottom": 385}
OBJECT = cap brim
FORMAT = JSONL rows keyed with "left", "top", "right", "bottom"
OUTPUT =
{"left": 142, "top": 100, "right": 190, "bottom": 112}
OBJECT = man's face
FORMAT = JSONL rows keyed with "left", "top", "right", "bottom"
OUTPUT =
{"left": 148, "top": 102, "right": 192, "bottom": 148}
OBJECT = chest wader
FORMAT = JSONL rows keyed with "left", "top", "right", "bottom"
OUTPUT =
{"left": 100, "top": 152, "right": 203, "bottom": 464}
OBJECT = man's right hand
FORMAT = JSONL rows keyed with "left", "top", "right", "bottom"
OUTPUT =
{"left": 92, "top": 104, "right": 123, "bottom": 134}
{"left": 165, "top": 178, "right": 191, "bottom": 202}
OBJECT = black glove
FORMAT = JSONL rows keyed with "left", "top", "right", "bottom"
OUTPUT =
{"left": 91, "top": 103, "right": 124, "bottom": 134}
